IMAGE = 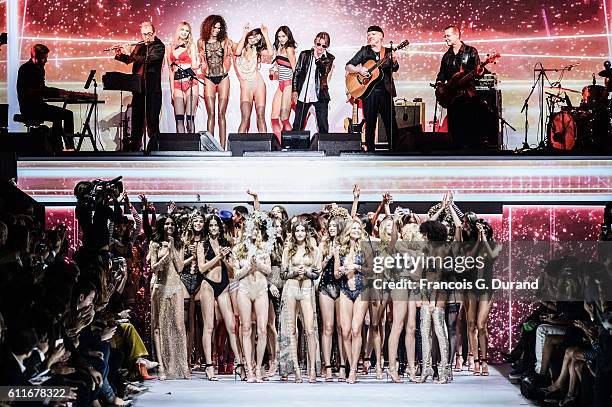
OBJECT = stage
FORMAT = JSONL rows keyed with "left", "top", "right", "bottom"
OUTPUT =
{"left": 132, "top": 367, "right": 535, "bottom": 407}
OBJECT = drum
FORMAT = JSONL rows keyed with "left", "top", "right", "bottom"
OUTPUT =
{"left": 548, "top": 111, "right": 576, "bottom": 150}
{"left": 581, "top": 85, "right": 608, "bottom": 109}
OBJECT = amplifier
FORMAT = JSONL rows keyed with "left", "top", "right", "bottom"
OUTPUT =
{"left": 377, "top": 100, "right": 425, "bottom": 143}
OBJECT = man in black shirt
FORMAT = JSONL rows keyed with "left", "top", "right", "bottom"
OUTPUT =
{"left": 346, "top": 26, "right": 399, "bottom": 152}
{"left": 16, "top": 44, "right": 75, "bottom": 151}
{"left": 115, "top": 22, "right": 165, "bottom": 152}
{"left": 435, "top": 25, "right": 484, "bottom": 149}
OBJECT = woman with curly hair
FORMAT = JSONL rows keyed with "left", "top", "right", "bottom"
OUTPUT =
{"left": 336, "top": 218, "right": 368, "bottom": 384}
{"left": 233, "top": 24, "right": 273, "bottom": 132}
{"left": 196, "top": 214, "right": 241, "bottom": 381}
{"left": 148, "top": 215, "right": 190, "bottom": 380}
{"left": 232, "top": 212, "right": 272, "bottom": 383}
{"left": 167, "top": 21, "right": 199, "bottom": 133}
{"left": 269, "top": 26, "right": 297, "bottom": 141}
{"left": 279, "top": 219, "right": 321, "bottom": 383}
{"left": 198, "top": 15, "right": 233, "bottom": 149}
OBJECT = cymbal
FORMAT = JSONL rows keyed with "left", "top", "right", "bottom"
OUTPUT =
{"left": 544, "top": 85, "right": 580, "bottom": 93}
{"left": 598, "top": 69, "right": 612, "bottom": 78}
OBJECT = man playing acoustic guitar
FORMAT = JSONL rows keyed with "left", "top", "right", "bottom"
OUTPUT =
{"left": 435, "top": 25, "right": 485, "bottom": 149}
{"left": 346, "top": 26, "right": 399, "bottom": 152}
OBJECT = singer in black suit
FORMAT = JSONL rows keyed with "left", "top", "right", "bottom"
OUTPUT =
{"left": 291, "top": 32, "right": 335, "bottom": 134}
{"left": 115, "top": 22, "right": 165, "bottom": 152}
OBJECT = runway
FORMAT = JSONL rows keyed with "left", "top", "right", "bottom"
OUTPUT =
{"left": 132, "top": 366, "right": 535, "bottom": 407}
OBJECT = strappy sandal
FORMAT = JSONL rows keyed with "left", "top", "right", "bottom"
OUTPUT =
{"left": 347, "top": 368, "right": 358, "bottom": 384}
{"left": 234, "top": 363, "right": 246, "bottom": 381}
{"left": 473, "top": 359, "right": 481, "bottom": 376}
{"left": 454, "top": 354, "right": 464, "bottom": 372}
{"left": 480, "top": 358, "right": 489, "bottom": 376}
{"left": 204, "top": 364, "right": 218, "bottom": 381}
{"left": 338, "top": 365, "right": 347, "bottom": 382}
{"left": 387, "top": 367, "right": 402, "bottom": 383}
{"left": 324, "top": 365, "right": 334, "bottom": 382}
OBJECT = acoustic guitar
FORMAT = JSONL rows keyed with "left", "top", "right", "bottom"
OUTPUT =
{"left": 345, "top": 40, "right": 409, "bottom": 100}
{"left": 435, "top": 53, "right": 501, "bottom": 109}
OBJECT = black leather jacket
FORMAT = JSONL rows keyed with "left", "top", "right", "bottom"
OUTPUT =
{"left": 436, "top": 42, "right": 480, "bottom": 84}
{"left": 292, "top": 49, "right": 335, "bottom": 102}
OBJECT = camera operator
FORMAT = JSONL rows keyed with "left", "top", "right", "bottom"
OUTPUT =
{"left": 74, "top": 177, "right": 124, "bottom": 251}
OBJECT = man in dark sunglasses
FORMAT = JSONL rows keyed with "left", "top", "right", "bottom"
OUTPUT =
{"left": 292, "top": 32, "right": 335, "bottom": 134}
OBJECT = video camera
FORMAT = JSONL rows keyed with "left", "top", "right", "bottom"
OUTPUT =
{"left": 74, "top": 176, "right": 123, "bottom": 209}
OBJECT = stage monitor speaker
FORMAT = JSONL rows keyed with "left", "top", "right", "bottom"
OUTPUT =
{"left": 281, "top": 131, "right": 310, "bottom": 150}
{"left": 156, "top": 133, "right": 199, "bottom": 151}
{"left": 228, "top": 133, "right": 280, "bottom": 156}
{"left": 155, "top": 132, "right": 223, "bottom": 151}
{"left": 2, "top": 130, "right": 55, "bottom": 155}
{"left": 377, "top": 100, "right": 425, "bottom": 143}
{"left": 394, "top": 128, "right": 452, "bottom": 153}
{"left": 310, "top": 133, "right": 361, "bottom": 156}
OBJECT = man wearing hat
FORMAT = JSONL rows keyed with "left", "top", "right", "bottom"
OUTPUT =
{"left": 346, "top": 25, "right": 399, "bottom": 152}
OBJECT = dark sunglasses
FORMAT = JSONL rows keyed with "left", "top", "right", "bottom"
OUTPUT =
{"left": 316, "top": 42, "right": 328, "bottom": 49}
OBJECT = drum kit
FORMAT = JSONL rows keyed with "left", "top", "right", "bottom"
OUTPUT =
{"left": 545, "top": 64, "right": 611, "bottom": 152}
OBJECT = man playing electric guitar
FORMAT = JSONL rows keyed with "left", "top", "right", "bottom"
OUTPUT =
{"left": 435, "top": 25, "right": 485, "bottom": 149}
{"left": 346, "top": 26, "right": 399, "bottom": 152}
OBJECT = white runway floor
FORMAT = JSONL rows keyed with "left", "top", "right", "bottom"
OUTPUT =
{"left": 133, "top": 366, "right": 535, "bottom": 407}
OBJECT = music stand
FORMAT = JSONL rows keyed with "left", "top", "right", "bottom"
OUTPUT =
{"left": 102, "top": 72, "right": 141, "bottom": 151}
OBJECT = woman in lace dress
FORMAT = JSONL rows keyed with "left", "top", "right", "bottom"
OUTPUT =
{"left": 148, "top": 215, "right": 191, "bottom": 380}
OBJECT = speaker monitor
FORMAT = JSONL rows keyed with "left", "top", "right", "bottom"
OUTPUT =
{"left": 155, "top": 132, "right": 223, "bottom": 151}
{"left": 476, "top": 89, "right": 502, "bottom": 148}
{"left": 281, "top": 131, "right": 310, "bottom": 150}
{"left": 310, "top": 133, "right": 361, "bottom": 156}
{"left": 228, "top": 133, "right": 280, "bottom": 156}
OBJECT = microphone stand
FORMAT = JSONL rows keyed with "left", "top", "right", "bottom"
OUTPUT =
{"left": 143, "top": 42, "right": 149, "bottom": 153}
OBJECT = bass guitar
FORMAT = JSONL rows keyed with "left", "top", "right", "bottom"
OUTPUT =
{"left": 345, "top": 40, "right": 409, "bottom": 100}
{"left": 435, "top": 53, "right": 500, "bottom": 108}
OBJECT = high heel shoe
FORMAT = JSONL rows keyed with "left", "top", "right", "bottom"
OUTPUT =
{"left": 480, "top": 358, "right": 489, "bottom": 376}
{"left": 294, "top": 369, "right": 303, "bottom": 383}
{"left": 375, "top": 365, "right": 384, "bottom": 380}
{"left": 255, "top": 367, "right": 264, "bottom": 383}
{"left": 246, "top": 365, "right": 256, "bottom": 383}
{"left": 417, "top": 367, "right": 434, "bottom": 383}
{"left": 266, "top": 360, "right": 278, "bottom": 378}
{"left": 362, "top": 360, "right": 371, "bottom": 375}
{"left": 204, "top": 364, "right": 218, "bottom": 381}
{"left": 387, "top": 367, "right": 402, "bottom": 383}
{"left": 407, "top": 366, "right": 418, "bottom": 383}
{"left": 309, "top": 368, "right": 317, "bottom": 383}
{"left": 454, "top": 354, "right": 464, "bottom": 372}
{"left": 468, "top": 353, "right": 475, "bottom": 372}
{"left": 324, "top": 365, "right": 334, "bottom": 382}
{"left": 338, "top": 365, "right": 347, "bottom": 382}
{"left": 435, "top": 366, "right": 452, "bottom": 384}
{"left": 347, "top": 368, "right": 358, "bottom": 384}
{"left": 234, "top": 363, "right": 246, "bottom": 381}
{"left": 473, "top": 359, "right": 481, "bottom": 376}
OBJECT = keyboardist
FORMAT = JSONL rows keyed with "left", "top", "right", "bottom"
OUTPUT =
{"left": 16, "top": 44, "right": 94, "bottom": 151}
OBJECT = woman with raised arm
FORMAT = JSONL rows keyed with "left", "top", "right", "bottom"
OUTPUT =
{"left": 232, "top": 211, "right": 273, "bottom": 383}
{"left": 148, "top": 215, "right": 191, "bottom": 380}
{"left": 279, "top": 219, "right": 321, "bottom": 383}
{"left": 198, "top": 15, "right": 233, "bottom": 149}
{"left": 318, "top": 212, "right": 349, "bottom": 381}
{"left": 269, "top": 26, "right": 297, "bottom": 141}
{"left": 234, "top": 24, "right": 273, "bottom": 132}
{"left": 196, "top": 214, "right": 242, "bottom": 381}
{"left": 167, "top": 21, "right": 199, "bottom": 133}
{"left": 336, "top": 218, "right": 369, "bottom": 384}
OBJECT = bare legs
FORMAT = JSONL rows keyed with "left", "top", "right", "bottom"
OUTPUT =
{"left": 319, "top": 292, "right": 336, "bottom": 381}
{"left": 237, "top": 292, "right": 268, "bottom": 382}
{"left": 270, "top": 83, "right": 293, "bottom": 142}
{"left": 339, "top": 294, "right": 369, "bottom": 384}
{"left": 204, "top": 77, "right": 230, "bottom": 149}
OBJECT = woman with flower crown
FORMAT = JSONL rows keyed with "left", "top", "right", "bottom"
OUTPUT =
{"left": 232, "top": 211, "right": 274, "bottom": 383}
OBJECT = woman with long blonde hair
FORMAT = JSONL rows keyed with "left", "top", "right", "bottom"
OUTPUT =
{"left": 167, "top": 21, "right": 199, "bottom": 133}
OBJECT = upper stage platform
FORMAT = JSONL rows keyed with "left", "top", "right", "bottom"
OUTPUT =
{"left": 15, "top": 153, "right": 612, "bottom": 205}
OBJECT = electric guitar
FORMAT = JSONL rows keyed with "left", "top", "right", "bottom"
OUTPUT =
{"left": 344, "top": 97, "right": 365, "bottom": 136}
{"left": 345, "top": 40, "right": 409, "bottom": 100}
{"left": 435, "top": 52, "right": 501, "bottom": 109}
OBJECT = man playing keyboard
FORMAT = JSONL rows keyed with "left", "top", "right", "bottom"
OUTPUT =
{"left": 17, "top": 44, "right": 94, "bottom": 151}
